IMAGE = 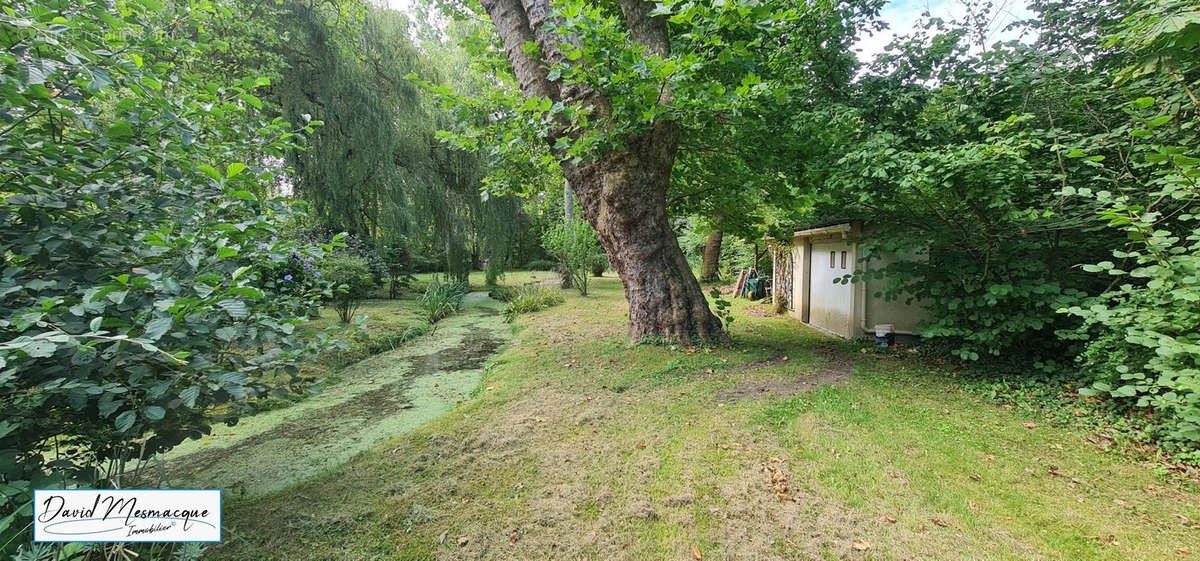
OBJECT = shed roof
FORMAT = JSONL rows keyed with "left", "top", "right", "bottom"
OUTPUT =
{"left": 792, "top": 220, "right": 855, "bottom": 238}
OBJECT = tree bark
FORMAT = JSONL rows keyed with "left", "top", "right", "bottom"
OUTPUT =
{"left": 479, "top": 0, "right": 727, "bottom": 344}
{"left": 700, "top": 224, "right": 724, "bottom": 283}
{"left": 560, "top": 126, "right": 725, "bottom": 344}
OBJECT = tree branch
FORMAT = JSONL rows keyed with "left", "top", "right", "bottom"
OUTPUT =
{"left": 479, "top": 0, "right": 559, "bottom": 102}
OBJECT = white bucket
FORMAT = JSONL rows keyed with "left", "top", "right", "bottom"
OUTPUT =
{"left": 874, "top": 324, "right": 894, "bottom": 336}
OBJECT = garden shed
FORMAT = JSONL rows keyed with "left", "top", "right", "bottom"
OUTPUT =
{"left": 770, "top": 221, "right": 928, "bottom": 340}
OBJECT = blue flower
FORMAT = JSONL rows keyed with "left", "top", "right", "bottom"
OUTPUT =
{"left": 270, "top": 236, "right": 278, "bottom": 241}
{"left": 313, "top": 272, "right": 321, "bottom": 279}
{"left": 284, "top": 274, "right": 293, "bottom": 281}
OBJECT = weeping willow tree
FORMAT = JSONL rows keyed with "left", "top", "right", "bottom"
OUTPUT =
{"left": 268, "top": 1, "right": 523, "bottom": 280}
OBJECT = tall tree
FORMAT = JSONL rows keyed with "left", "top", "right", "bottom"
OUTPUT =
{"left": 477, "top": 0, "right": 725, "bottom": 343}
{"left": 458, "top": 0, "right": 882, "bottom": 342}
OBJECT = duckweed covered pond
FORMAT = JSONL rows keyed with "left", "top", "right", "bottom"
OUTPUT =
{"left": 152, "top": 292, "right": 509, "bottom": 500}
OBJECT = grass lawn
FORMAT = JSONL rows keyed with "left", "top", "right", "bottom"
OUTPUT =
{"left": 409, "top": 269, "right": 557, "bottom": 292}
{"left": 210, "top": 276, "right": 1200, "bottom": 561}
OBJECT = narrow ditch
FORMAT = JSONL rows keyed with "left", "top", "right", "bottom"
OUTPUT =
{"left": 144, "top": 294, "right": 508, "bottom": 499}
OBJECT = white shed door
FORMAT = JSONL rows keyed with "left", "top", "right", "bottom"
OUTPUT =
{"left": 809, "top": 240, "right": 853, "bottom": 337}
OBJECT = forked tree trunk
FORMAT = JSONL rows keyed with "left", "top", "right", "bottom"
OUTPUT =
{"left": 478, "top": 0, "right": 727, "bottom": 344}
{"left": 700, "top": 226, "right": 724, "bottom": 283}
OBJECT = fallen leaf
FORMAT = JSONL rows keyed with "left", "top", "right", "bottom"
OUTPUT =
{"left": 880, "top": 515, "right": 897, "bottom": 523}
{"left": 1114, "top": 499, "right": 1134, "bottom": 509}
{"left": 457, "top": 536, "right": 469, "bottom": 546}
{"left": 1025, "top": 422, "right": 1037, "bottom": 429}
{"left": 969, "top": 473, "right": 982, "bottom": 481}
{"left": 930, "top": 517, "right": 951, "bottom": 528}
{"left": 852, "top": 540, "right": 871, "bottom": 551}
{"left": 437, "top": 531, "right": 447, "bottom": 545}
{"left": 693, "top": 545, "right": 703, "bottom": 560}
{"left": 1177, "top": 546, "right": 1191, "bottom": 555}
{"left": 637, "top": 443, "right": 646, "bottom": 450}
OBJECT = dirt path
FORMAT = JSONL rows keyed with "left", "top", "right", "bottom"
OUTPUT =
{"left": 150, "top": 292, "right": 509, "bottom": 500}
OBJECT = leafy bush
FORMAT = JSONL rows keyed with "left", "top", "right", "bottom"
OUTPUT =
{"left": 0, "top": 0, "right": 343, "bottom": 551}
{"left": 830, "top": 131, "right": 1101, "bottom": 362}
{"left": 504, "top": 285, "right": 565, "bottom": 322}
{"left": 380, "top": 242, "right": 416, "bottom": 299}
{"left": 1061, "top": 24, "right": 1200, "bottom": 450}
{"left": 418, "top": 280, "right": 468, "bottom": 323}
{"left": 542, "top": 219, "right": 607, "bottom": 296}
{"left": 290, "top": 226, "right": 389, "bottom": 283}
{"left": 823, "top": 0, "right": 1200, "bottom": 457}
{"left": 323, "top": 256, "right": 377, "bottom": 323}
{"left": 524, "top": 259, "right": 558, "bottom": 271}
{"left": 488, "top": 285, "right": 518, "bottom": 302}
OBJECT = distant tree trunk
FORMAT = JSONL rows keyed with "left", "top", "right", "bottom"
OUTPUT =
{"left": 561, "top": 180, "right": 574, "bottom": 288}
{"left": 480, "top": 0, "right": 726, "bottom": 344}
{"left": 564, "top": 180, "right": 574, "bottom": 221}
{"left": 559, "top": 262, "right": 573, "bottom": 289}
{"left": 700, "top": 226, "right": 724, "bottom": 283}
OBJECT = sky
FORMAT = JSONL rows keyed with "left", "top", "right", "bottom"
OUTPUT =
{"left": 855, "top": 0, "right": 1034, "bottom": 61}
{"left": 380, "top": 0, "right": 1033, "bottom": 62}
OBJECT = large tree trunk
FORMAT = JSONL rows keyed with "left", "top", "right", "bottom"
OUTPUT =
{"left": 479, "top": 0, "right": 727, "bottom": 344}
{"left": 700, "top": 224, "right": 724, "bottom": 283}
{"left": 565, "top": 126, "right": 725, "bottom": 344}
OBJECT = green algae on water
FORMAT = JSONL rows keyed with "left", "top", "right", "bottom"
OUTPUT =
{"left": 151, "top": 293, "right": 510, "bottom": 500}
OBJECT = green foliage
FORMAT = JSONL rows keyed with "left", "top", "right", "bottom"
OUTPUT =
{"left": 830, "top": 128, "right": 1099, "bottom": 361}
{"left": 488, "top": 285, "right": 518, "bottom": 302}
{"left": 380, "top": 242, "right": 416, "bottom": 299}
{"left": 504, "top": 285, "right": 565, "bottom": 323}
{"left": 322, "top": 256, "right": 377, "bottom": 323}
{"left": 801, "top": 0, "right": 1200, "bottom": 455}
{"left": 542, "top": 219, "right": 606, "bottom": 296}
{"left": 418, "top": 280, "right": 468, "bottom": 323}
{"left": 0, "top": 0, "right": 345, "bottom": 551}
{"left": 707, "top": 288, "right": 736, "bottom": 330}
{"left": 1060, "top": 2, "right": 1200, "bottom": 449}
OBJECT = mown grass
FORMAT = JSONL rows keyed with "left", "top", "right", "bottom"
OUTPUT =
{"left": 209, "top": 277, "right": 1200, "bottom": 561}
